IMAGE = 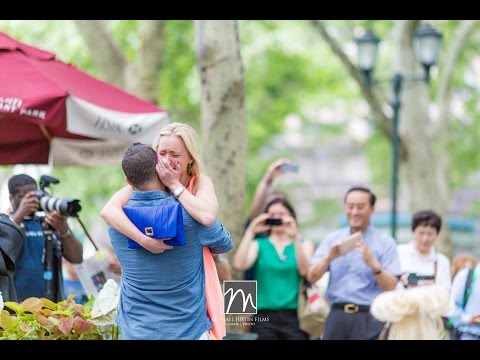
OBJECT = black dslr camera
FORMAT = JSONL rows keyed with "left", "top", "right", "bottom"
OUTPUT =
{"left": 407, "top": 273, "right": 435, "bottom": 286}
{"left": 36, "top": 175, "right": 82, "bottom": 217}
{"left": 265, "top": 218, "right": 283, "bottom": 226}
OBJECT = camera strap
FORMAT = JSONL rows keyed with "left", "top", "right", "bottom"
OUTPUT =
{"left": 462, "top": 267, "right": 476, "bottom": 309}
{"left": 74, "top": 215, "right": 98, "bottom": 251}
{"left": 416, "top": 252, "right": 438, "bottom": 280}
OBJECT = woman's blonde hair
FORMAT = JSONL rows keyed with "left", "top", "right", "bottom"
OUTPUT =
{"left": 152, "top": 122, "right": 202, "bottom": 176}
{"left": 371, "top": 285, "right": 452, "bottom": 340}
{"left": 451, "top": 252, "right": 478, "bottom": 279}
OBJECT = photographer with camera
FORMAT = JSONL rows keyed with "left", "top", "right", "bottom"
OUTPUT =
{"left": 7, "top": 174, "right": 83, "bottom": 302}
{"left": 397, "top": 210, "right": 451, "bottom": 290}
{"left": 233, "top": 197, "right": 314, "bottom": 340}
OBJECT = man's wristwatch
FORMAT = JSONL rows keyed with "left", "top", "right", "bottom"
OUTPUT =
{"left": 173, "top": 185, "right": 185, "bottom": 199}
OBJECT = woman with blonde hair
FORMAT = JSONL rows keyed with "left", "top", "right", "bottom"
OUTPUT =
{"left": 451, "top": 252, "right": 477, "bottom": 279}
{"left": 371, "top": 285, "right": 452, "bottom": 340}
{"left": 101, "top": 122, "right": 218, "bottom": 251}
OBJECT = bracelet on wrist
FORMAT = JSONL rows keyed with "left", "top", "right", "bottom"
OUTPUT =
{"left": 373, "top": 267, "right": 383, "bottom": 275}
{"left": 173, "top": 185, "right": 186, "bottom": 199}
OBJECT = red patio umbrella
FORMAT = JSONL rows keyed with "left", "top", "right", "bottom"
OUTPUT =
{"left": 0, "top": 32, "right": 170, "bottom": 166}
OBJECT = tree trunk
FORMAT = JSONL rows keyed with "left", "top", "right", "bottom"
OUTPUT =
{"left": 393, "top": 21, "right": 452, "bottom": 254}
{"left": 74, "top": 20, "right": 127, "bottom": 88}
{"left": 195, "top": 20, "right": 247, "bottom": 271}
{"left": 394, "top": 21, "right": 440, "bottom": 210}
{"left": 75, "top": 20, "right": 165, "bottom": 102}
{"left": 431, "top": 21, "right": 479, "bottom": 256}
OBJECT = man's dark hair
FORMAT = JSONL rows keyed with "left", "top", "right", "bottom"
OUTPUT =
{"left": 264, "top": 197, "right": 297, "bottom": 221}
{"left": 8, "top": 174, "right": 37, "bottom": 195}
{"left": 411, "top": 210, "right": 442, "bottom": 233}
{"left": 122, "top": 143, "right": 158, "bottom": 188}
{"left": 344, "top": 186, "right": 376, "bottom": 207}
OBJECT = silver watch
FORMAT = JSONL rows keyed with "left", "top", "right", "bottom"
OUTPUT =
{"left": 173, "top": 185, "right": 185, "bottom": 199}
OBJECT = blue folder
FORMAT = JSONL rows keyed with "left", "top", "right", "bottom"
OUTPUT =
{"left": 123, "top": 203, "right": 186, "bottom": 249}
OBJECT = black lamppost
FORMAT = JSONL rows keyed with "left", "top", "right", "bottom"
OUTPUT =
{"left": 355, "top": 24, "right": 442, "bottom": 239}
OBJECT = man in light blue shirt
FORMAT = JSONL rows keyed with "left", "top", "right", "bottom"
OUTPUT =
{"left": 108, "top": 143, "right": 233, "bottom": 340}
{"left": 451, "top": 264, "right": 480, "bottom": 339}
{"left": 308, "top": 186, "right": 401, "bottom": 340}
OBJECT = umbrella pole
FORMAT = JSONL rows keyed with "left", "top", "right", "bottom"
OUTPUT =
{"left": 38, "top": 124, "right": 53, "bottom": 141}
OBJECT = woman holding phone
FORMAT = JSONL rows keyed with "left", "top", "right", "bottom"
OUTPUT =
{"left": 233, "top": 197, "right": 314, "bottom": 340}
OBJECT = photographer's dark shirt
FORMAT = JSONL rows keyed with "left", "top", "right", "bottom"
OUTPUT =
{"left": 14, "top": 218, "right": 45, "bottom": 301}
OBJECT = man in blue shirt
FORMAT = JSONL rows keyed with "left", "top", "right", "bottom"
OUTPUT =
{"left": 308, "top": 186, "right": 401, "bottom": 340}
{"left": 8, "top": 174, "right": 83, "bottom": 302}
{"left": 108, "top": 143, "right": 233, "bottom": 340}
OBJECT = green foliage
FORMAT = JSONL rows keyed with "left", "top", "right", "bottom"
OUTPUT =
{"left": 307, "top": 198, "right": 342, "bottom": 228}
{"left": 159, "top": 21, "right": 199, "bottom": 127}
{"left": 241, "top": 20, "right": 358, "bottom": 158}
{"left": 326, "top": 20, "right": 480, "bottom": 205}
{"left": 447, "top": 109, "right": 480, "bottom": 188}
{"left": 245, "top": 46, "right": 307, "bottom": 154}
{"left": 438, "top": 22, "right": 480, "bottom": 189}
{"left": 50, "top": 165, "right": 125, "bottom": 227}
{"left": 240, "top": 20, "right": 361, "bottom": 207}
{"left": 361, "top": 20, "right": 395, "bottom": 34}
{"left": 106, "top": 20, "right": 140, "bottom": 63}
{"left": 2, "top": 19, "right": 479, "bottom": 228}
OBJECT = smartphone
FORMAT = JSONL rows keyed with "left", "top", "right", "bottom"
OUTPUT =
{"left": 280, "top": 163, "right": 299, "bottom": 173}
{"left": 338, "top": 231, "right": 361, "bottom": 254}
{"left": 265, "top": 218, "right": 283, "bottom": 226}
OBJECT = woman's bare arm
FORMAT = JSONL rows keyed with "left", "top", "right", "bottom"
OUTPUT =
{"left": 175, "top": 174, "right": 218, "bottom": 226}
{"left": 233, "top": 213, "right": 269, "bottom": 270}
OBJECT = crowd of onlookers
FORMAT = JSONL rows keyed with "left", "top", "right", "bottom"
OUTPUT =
{"left": 232, "top": 159, "right": 480, "bottom": 340}
{"left": 1, "top": 130, "right": 479, "bottom": 340}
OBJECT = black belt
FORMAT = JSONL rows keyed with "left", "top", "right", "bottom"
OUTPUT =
{"left": 332, "top": 303, "right": 370, "bottom": 313}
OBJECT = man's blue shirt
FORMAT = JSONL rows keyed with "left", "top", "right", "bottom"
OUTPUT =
{"left": 14, "top": 218, "right": 45, "bottom": 301}
{"left": 310, "top": 225, "right": 401, "bottom": 305}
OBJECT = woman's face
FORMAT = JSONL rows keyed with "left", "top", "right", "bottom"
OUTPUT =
{"left": 156, "top": 135, "right": 192, "bottom": 176}
{"left": 413, "top": 224, "right": 438, "bottom": 255}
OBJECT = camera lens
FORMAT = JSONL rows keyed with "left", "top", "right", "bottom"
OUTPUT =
{"left": 37, "top": 191, "right": 81, "bottom": 217}
{"left": 407, "top": 273, "right": 419, "bottom": 286}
